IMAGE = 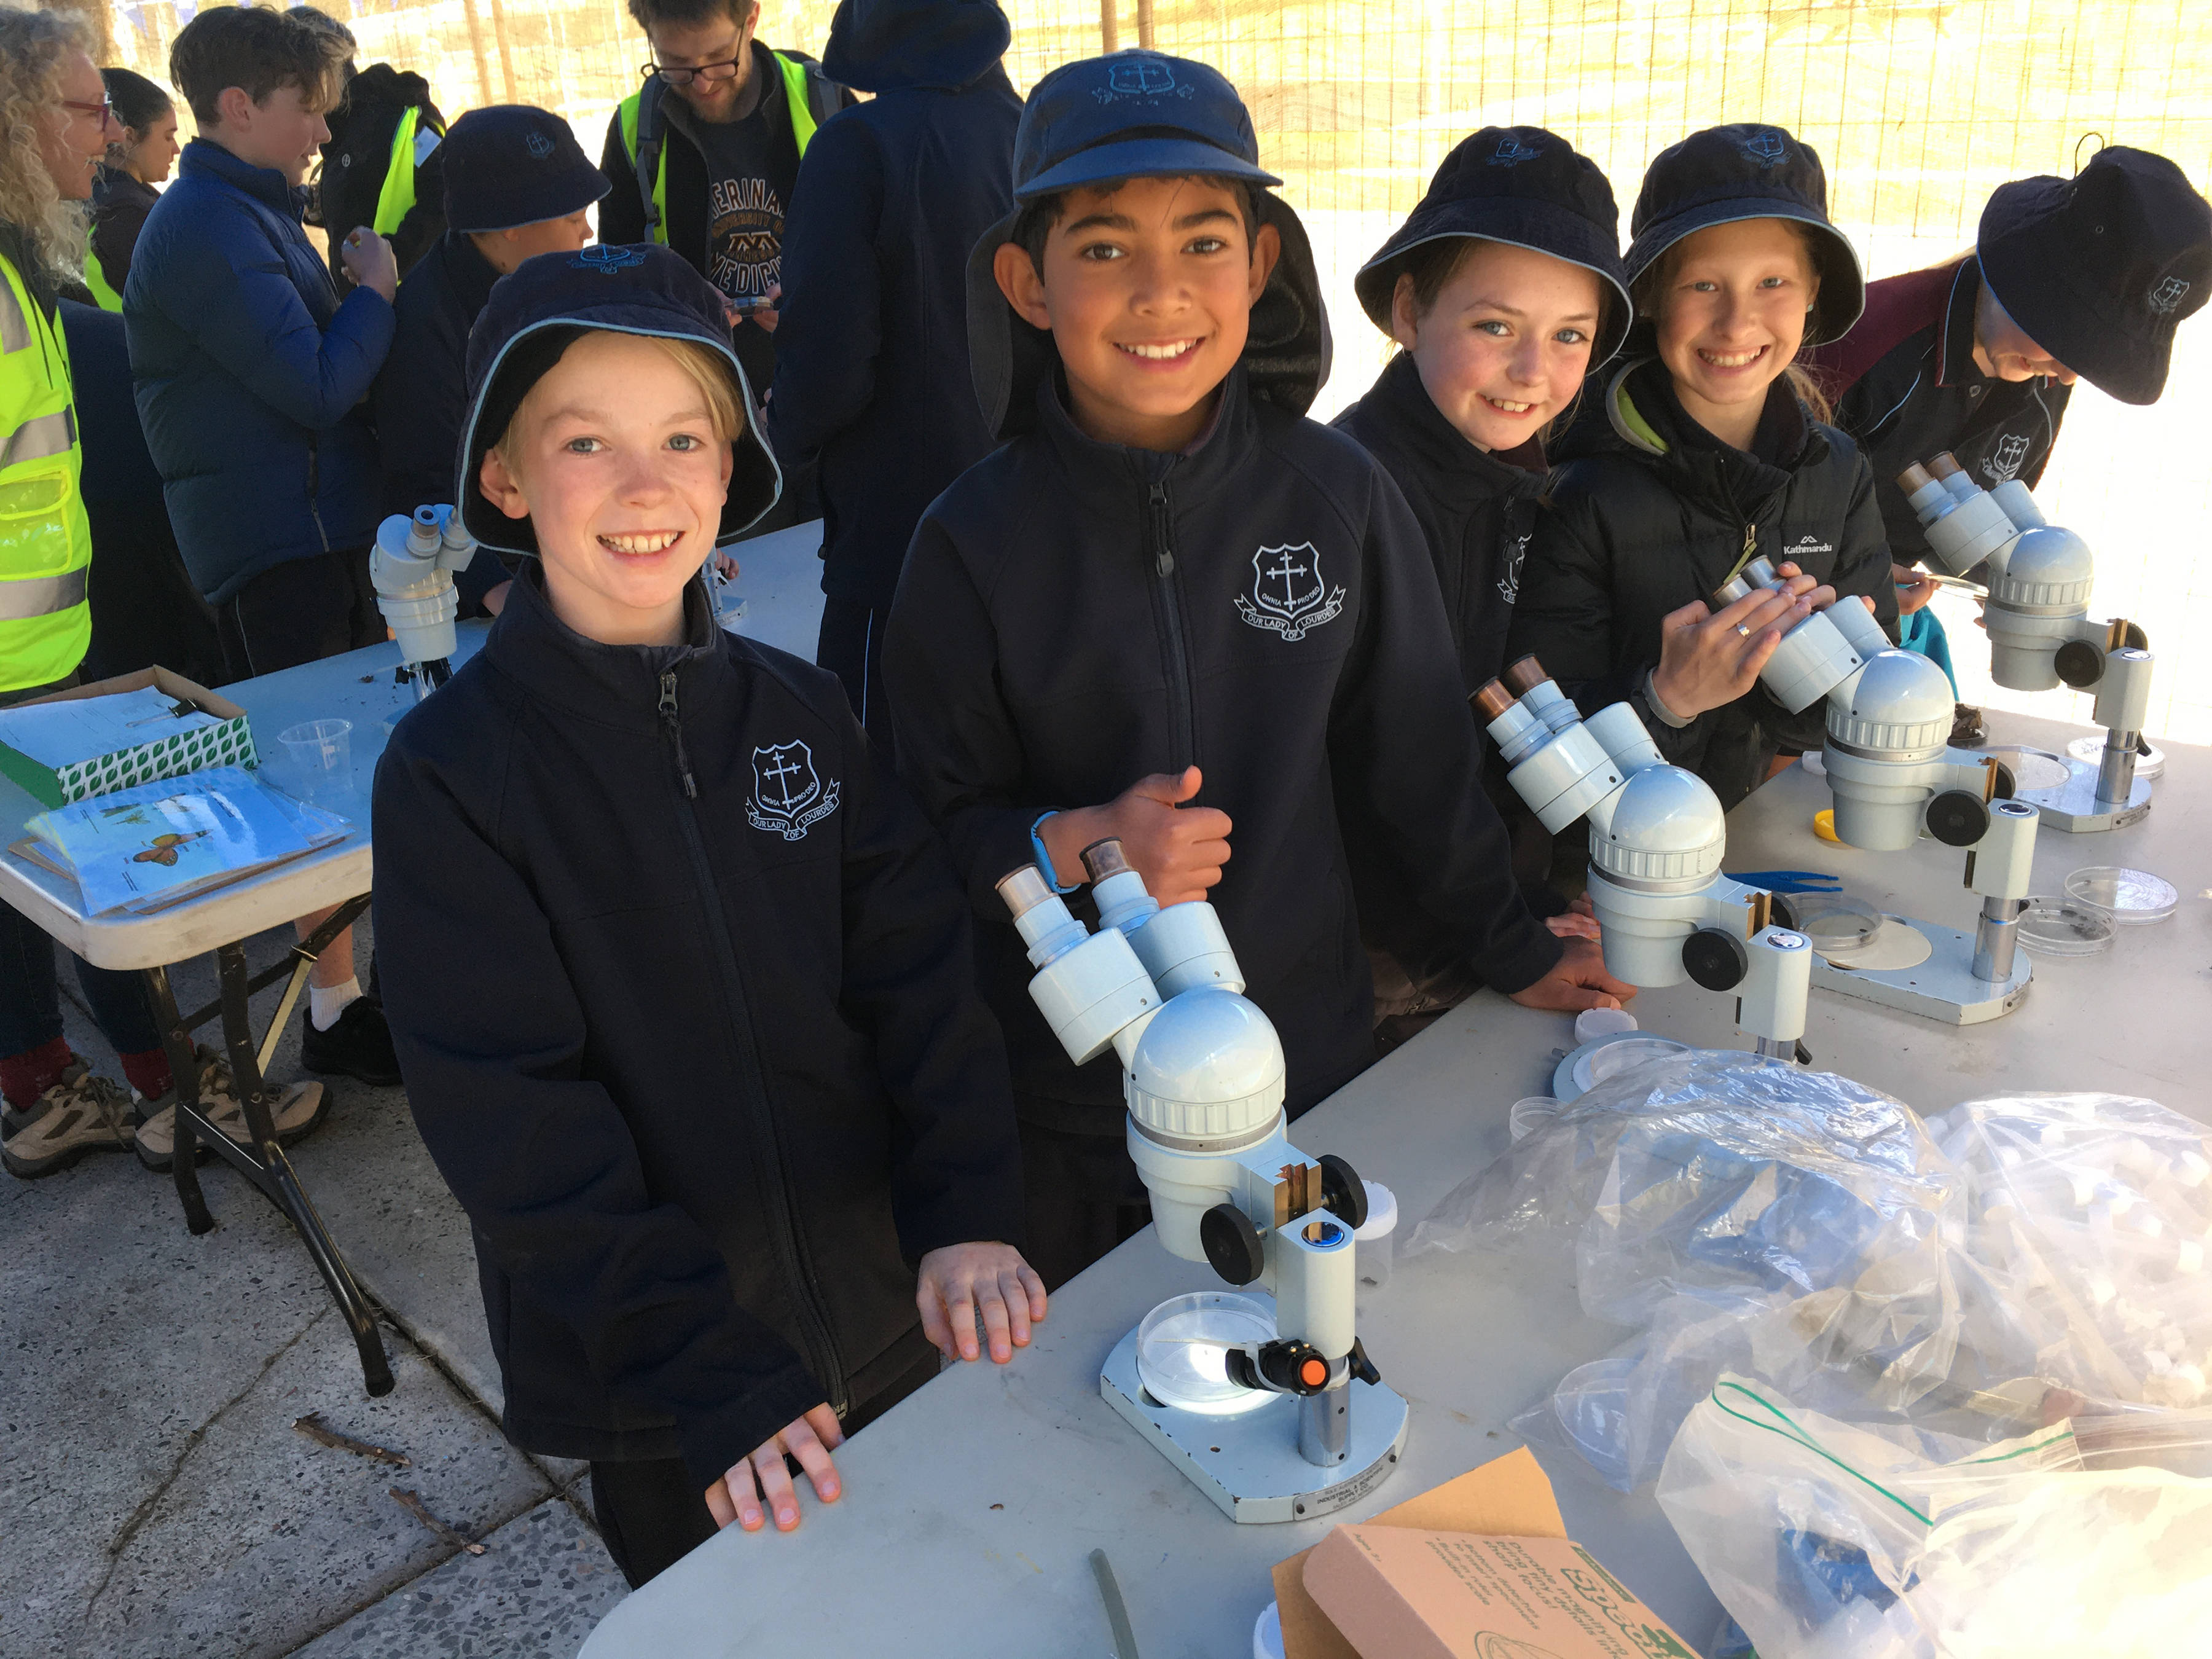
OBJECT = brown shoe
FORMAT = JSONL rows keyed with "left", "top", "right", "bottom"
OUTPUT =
{"left": 2, "top": 1061, "right": 135, "bottom": 1179}
{"left": 134, "top": 1046, "right": 329, "bottom": 1172}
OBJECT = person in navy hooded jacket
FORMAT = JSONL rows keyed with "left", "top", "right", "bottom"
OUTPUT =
{"left": 372, "top": 244, "right": 1043, "bottom": 1588}
{"left": 767, "top": 0, "right": 1020, "bottom": 739}
{"left": 884, "top": 54, "right": 1633, "bottom": 1288}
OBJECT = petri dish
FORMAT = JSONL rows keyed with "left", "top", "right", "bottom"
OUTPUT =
{"left": 2016, "top": 896, "right": 2118, "bottom": 957}
{"left": 1553, "top": 1033, "right": 1693, "bottom": 1101}
{"left": 1984, "top": 745, "right": 2072, "bottom": 794}
{"left": 2065, "top": 866, "right": 2179, "bottom": 924}
{"left": 1786, "top": 890, "right": 1886, "bottom": 955}
{"left": 2068, "top": 734, "right": 2165, "bottom": 782}
{"left": 1509, "top": 1096, "right": 1562, "bottom": 1140}
{"left": 1135, "top": 1291, "right": 1279, "bottom": 1415}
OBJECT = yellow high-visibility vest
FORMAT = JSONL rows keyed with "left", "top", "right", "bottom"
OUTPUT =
{"left": 83, "top": 226, "right": 124, "bottom": 313}
{"left": 617, "top": 52, "right": 824, "bottom": 246}
{"left": 372, "top": 105, "right": 445, "bottom": 237}
{"left": 0, "top": 250, "right": 91, "bottom": 693}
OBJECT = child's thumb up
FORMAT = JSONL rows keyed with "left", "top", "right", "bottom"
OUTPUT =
{"left": 1128, "top": 766, "right": 1203, "bottom": 808}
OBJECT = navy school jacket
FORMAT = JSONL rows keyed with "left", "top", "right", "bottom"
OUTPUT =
{"left": 373, "top": 565, "right": 1026, "bottom": 1489}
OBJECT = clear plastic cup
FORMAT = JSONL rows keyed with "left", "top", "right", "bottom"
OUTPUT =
{"left": 278, "top": 718, "right": 353, "bottom": 807}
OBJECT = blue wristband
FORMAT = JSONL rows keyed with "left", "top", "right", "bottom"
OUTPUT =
{"left": 1030, "top": 812, "right": 1078, "bottom": 893}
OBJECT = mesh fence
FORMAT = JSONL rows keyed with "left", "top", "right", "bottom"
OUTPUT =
{"left": 96, "top": 0, "right": 2212, "bottom": 739}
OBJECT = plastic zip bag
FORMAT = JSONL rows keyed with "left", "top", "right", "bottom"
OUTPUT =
{"left": 1657, "top": 1375, "right": 2212, "bottom": 1659}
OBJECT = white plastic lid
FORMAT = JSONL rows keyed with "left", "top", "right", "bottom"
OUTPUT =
{"left": 1574, "top": 1006, "right": 1639, "bottom": 1043}
{"left": 1355, "top": 1180, "right": 1397, "bottom": 1240}
{"left": 1254, "top": 1601, "right": 1285, "bottom": 1659}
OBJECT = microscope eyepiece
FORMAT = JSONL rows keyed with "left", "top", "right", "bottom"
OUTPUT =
{"left": 1471, "top": 680, "right": 1518, "bottom": 722}
{"left": 1926, "top": 452, "right": 1966, "bottom": 482}
{"left": 1081, "top": 838, "right": 1134, "bottom": 883}
{"left": 994, "top": 865, "right": 1055, "bottom": 920}
{"left": 1502, "top": 656, "right": 1549, "bottom": 696}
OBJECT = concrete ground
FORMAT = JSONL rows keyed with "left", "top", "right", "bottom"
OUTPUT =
{"left": 1, "top": 917, "right": 631, "bottom": 1658}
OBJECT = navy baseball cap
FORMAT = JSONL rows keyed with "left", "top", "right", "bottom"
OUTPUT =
{"left": 455, "top": 243, "right": 780, "bottom": 556}
{"left": 1011, "top": 50, "right": 1281, "bottom": 201}
{"left": 1355, "top": 127, "right": 1633, "bottom": 361}
{"left": 1625, "top": 124, "right": 1864, "bottom": 347}
{"left": 441, "top": 104, "right": 610, "bottom": 235}
{"left": 1978, "top": 147, "right": 2212, "bottom": 406}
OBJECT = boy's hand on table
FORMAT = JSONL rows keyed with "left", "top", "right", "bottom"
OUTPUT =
{"left": 918, "top": 1242, "right": 1048, "bottom": 1364}
{"left": 1544, "top": 909, "right": 1601, "bottom": 941}
{"left": 1040, "top": 767, "right": 1232, "bottom": 906}
{"left": 704, "top": 1403, "right": 845, "bottom": 1534}
{"left": 1507, "top": 935, "right": 1637, "bottom": 1013}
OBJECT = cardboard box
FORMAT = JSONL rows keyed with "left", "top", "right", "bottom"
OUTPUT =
{"left": 1273, "top": 1448, "right": 1697, "bottom": 1659}
{"left": 0, "top": 668, "right": 256, "bottom": 808}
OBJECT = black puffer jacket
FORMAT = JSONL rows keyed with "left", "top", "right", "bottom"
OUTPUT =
{"left": 1509, "top": 357, "right": 1897, "bottom": 810}
{"left": 374, "top": 565, "right": 1025, "bottom": 1490}
{"left": 313, "top": 63, "right": 446, "bottom": 288}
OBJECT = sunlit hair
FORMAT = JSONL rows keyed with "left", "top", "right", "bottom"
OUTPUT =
{"left": 0, "top": 5, "right": 93, "bottom": 286}
{"left": 492, "top": 332, "right": 743, "bottom": 480}
{"left": 1631, "top": 218, "right": 1834, "bottom": 422}
{"left": 168, "top": 4, "right": 349, "bottom": 129}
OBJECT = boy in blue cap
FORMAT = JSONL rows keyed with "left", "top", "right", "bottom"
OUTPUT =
{"left": 372, "top": 243, "right": 1045, "bottom": 1586}
{"left": 372, "top": 104, "right": 609, "bottom": 618}
{"left": 884, "top": 53, "right": 1633, "bottom": 1288}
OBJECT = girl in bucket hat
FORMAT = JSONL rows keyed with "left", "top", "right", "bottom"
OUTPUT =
{"left": 371, "top": 243, "right": 1045, "bottom": 1587}
{"left": 1507, "top": 124, "right": 1899, "bottom": 810}
{"left": 1332, "top": 126, "right": 1630, "bottom": 1032}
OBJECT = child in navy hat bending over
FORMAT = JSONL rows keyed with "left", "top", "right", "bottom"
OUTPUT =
{"left": 1332, "top": 127, "right": 1632, "bottom": 1034}
{"left": 1509, "top": 124, "right": 1898, "bottom": 810}
{"left": 371, "top": 243, "right": 1043, "bottom": 1588}
{"left": 884, "top": 54, "right": 1633, "bottom": 1288}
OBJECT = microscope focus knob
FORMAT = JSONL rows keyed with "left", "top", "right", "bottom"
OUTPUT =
{"left": 1682, "top": 927, "right": 1749, "bottom": 992}
{"left": 2053, "top": 638, "right": 2105, "bottom": 689}
{"left": 1316, "top": 1153, "right": 1368, "bottom": 1229}
{"left": 1200, "top": 1202, "right": 1265, "bottom": 1286}
{"left": 1926, "top": 789, "right": 1990, "bottom": 847}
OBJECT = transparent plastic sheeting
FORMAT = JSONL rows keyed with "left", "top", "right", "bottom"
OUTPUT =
{"left": 1404, "top": 1051, "right": 2212, "bottom": 1492}
{"left": 1657, "top": 1376, "right": 2212, "bottom": 1659}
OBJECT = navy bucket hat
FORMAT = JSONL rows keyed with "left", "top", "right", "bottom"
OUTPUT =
{"left": 455, "top": 243, "right": 782, "bottom": 557}
{"left": 965, "top": 50, "right": 1328, "bottom": 439}
{"left": 1354, "top": 126, "right": 1633, "bottom": 362}
{"left": 1977, "top": 146, "right": 2212, "bottom": 406}
{"left": 1624, "top": 124, "right": 1865, "bottom": 347}
{"left": 441, "top": 104, "right": 610, "bottom": 235}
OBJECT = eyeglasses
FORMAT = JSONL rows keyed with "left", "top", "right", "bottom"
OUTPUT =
{"left": 641, "top": 52, "right": 745, "bottom": 87}
{"left": 60, "top": 95, "right": 114, "bottom": 120}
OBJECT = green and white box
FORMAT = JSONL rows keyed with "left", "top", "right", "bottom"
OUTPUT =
{"left": 0, "top": 668, "right": 259, "bottom": 809}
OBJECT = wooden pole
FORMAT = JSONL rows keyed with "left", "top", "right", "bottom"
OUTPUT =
{"left": 485, "top": 0, "right": 520, "bottom": 103}
{"left": 457, "top": 0, "right": 496, "bottom": 108}
{"left": 1100, "top": 1, "right": 1118, "bottom": 53}
{"left": 1135, "top": 0, "right": 1155, "bottom": 49}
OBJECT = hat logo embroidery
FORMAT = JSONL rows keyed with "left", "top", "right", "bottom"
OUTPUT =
{"left": 1236, "top": 543, "right": 1345, "bottom": 643}
{"left": 1489, "top": 137, "right": 1543, "bottom": 167}
{"left": 1982, "top": 433, "right": 2031, "bottom": 483}
{"left": 1095, "top": 57, "right": 1193, "bottom": 103}
{"left": 525, "top": 130, "right": 554, "bottom": 160}
{"left": 2147, "top": 276, "right": 2191, "bottom": 315}
{"left": 1739, "top": 128, "right": 1789, "bottom": 167}
{"left": 747, "top": 740, "right": 841, "bottom": 840}
{"left": 573, "top": 244, "right": 648, "bottom": 272}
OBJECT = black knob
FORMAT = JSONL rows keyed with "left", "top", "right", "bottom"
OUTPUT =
{"left": 2120, "top": 621, "right": 2149, "bottom": 651}
{"left": 1254, "top": 1338, "right": 1333, "bottom": 1396}
{"left": 1347, "top": 1335, "right": 1382, "bottom": 1388}
{"left": 1926, "top": 789, "right": 1989, "bottom": 847}
{"left": 1199, "top": 1202, "right": 1265, "bottom": 1287}
{"left": 1316, "top": 1153, "right": 1368, "bottom": 1229}
{"left": 1767, "top": 893, "right": 1798, "bottom": 933}
{"left": 1991, "top": 760, "right": 2017, "bottom": 799}
{"left": 1682, "top": 927, "right": 1749, "bottom": 991}
{"left": 2053, "top": 638, "right": 2105, "bottom": 689}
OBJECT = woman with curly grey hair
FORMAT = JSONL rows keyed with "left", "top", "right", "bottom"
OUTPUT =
{"left": 0, "top": 3, "right": 182, "bottom": 1179}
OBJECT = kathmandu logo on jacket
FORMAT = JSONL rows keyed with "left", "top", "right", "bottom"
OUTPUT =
{"left": 2147, "top": 276, "right": 2191, "bottom": 315}
{"left": 1236, "top": 543, "right": 1346, "bottom": 643}
{"left": 1982, "top": 433, "right": 2031, "bottom": 483}
{"left": 1738, "top": 128, "right": 1789, "bottom": 167}
{"left": 1096, "top": 58, "right": 1194, "bottom": 103}
{"left": 1786, "top": 535, "right": 1834, "bottom": 561}
{"left": 747, "top": 740, "right": 841, "bottom": 840}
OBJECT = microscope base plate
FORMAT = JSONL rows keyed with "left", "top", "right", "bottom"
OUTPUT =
{"left": 1099, "top": 1325, "right": 1409, "bottom": 1524}
{"left": 1810, "top": 914, "right": 2030, "bottom": 1025}
{"left": 2015, "top": 758, "right": 2151, "bottom": 833}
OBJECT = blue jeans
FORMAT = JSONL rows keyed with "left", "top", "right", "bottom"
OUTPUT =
{"left": 0, "top": 898, "right": 160, "bottom": 1060}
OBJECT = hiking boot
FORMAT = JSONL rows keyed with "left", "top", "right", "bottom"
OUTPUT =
{"left": 300, "top": 996, "right": 401, "bottom": 1088}
{"left": 135, "top": 1046, "right": 329, "bottom": 1171}
{"left": 2, "top": 1061, "right": 136, "bottom": 1179}
{"left": 1950, "top": 703, "right": 1987, "bottom": 748}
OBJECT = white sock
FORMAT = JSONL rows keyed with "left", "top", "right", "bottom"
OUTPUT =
{"left": 310, "top": 978, "right": 363, "bottom": 1032}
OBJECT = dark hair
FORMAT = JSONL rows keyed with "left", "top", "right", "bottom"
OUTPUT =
{"left": 284, "top": 6, "right": 356, "bottom": 50}
{"left": 169, "top": 4, "right": 349, "bottom": 128}
{"left": 1392, "top": 234, "right": 1620, "bottom": 356}
{"left": 626, "top": 0, "right": 753, "bottom": 35}
{"left": 100, "top": 66, "right": 173, "bottom": 134}
{"left": 1009, "top": 174, "right": 1263, "bottom": 278}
